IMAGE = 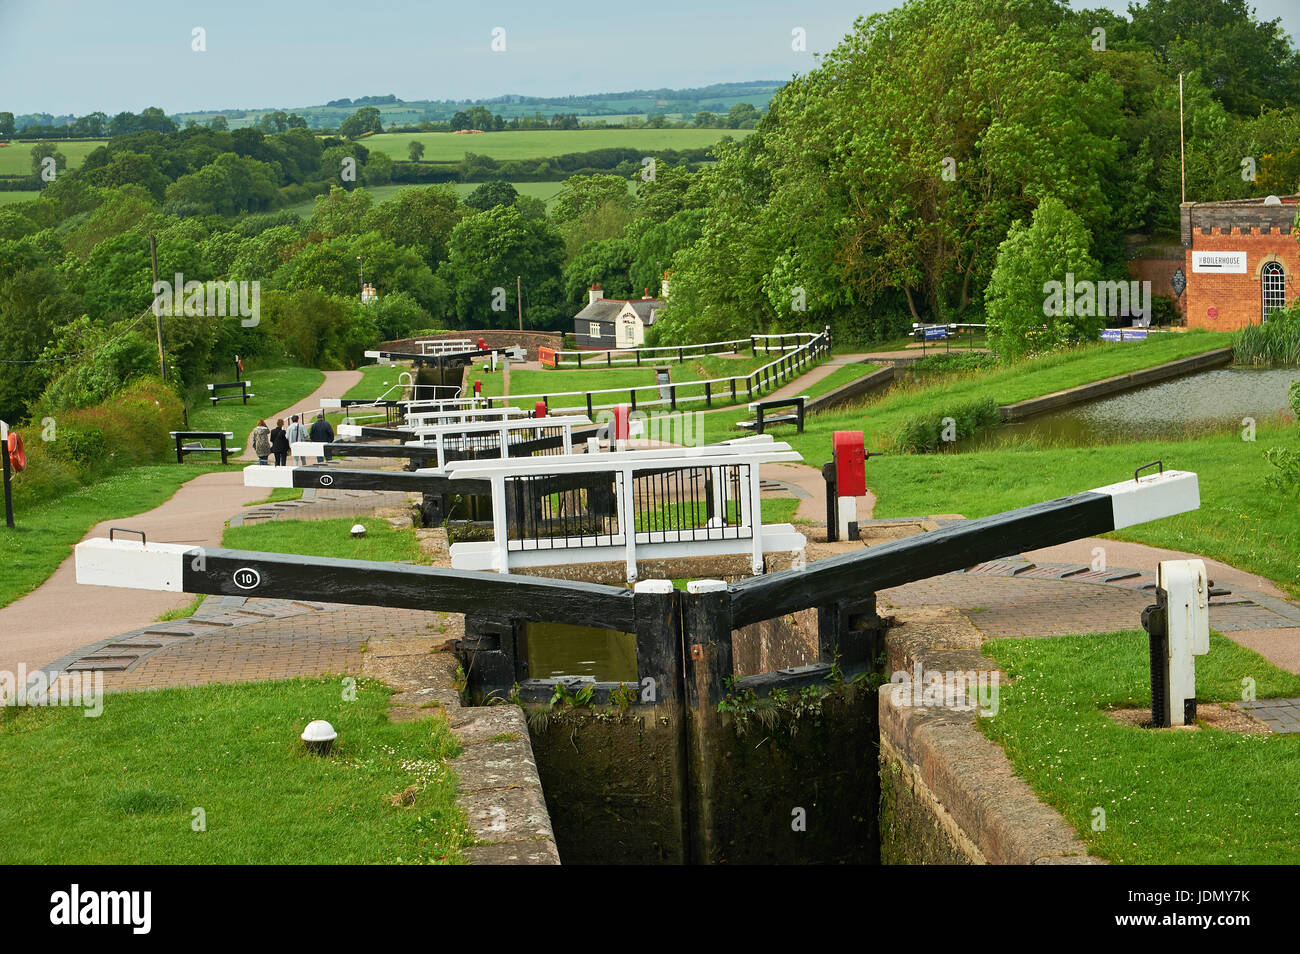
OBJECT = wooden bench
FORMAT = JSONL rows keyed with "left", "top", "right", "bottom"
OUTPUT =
{"left": 170, "top": 431, "right": 235, "bottom": 464}
{"left": 737, "top": 395, "right": 806, "bottom": 434}
{"left": 206, "top": 381, "right": 254, "bottom": 406}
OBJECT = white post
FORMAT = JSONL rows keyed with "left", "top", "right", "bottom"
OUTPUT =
{"left": 749, "top": 462, "right": 763, "bottom": 575}
{"left": 492, "top": 474, "right": 509, "bottom": 574}
{"left": 1160, "top": 559, "right": 1210, "bottom": 726}
{"left": 619, "top": 468, "right": 636, "bottom": 582}
{"left": 837, "top": 495, "right": 857, "bottom": 542}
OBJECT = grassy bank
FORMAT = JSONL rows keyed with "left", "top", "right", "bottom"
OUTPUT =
{"left": 980, "top": 630, "right": 1300, "bottom": 863}
{"left": 186, "top": 365, "right": 325, "bottom": 448}
{"left": 0, "top": 677, "right": 468, "bottom": 863}
{"left": 0, "top": 365, "right": 328, "bottom": 609}
{"left": 0, "top": 463, "right": 231, "bottom": 609}
{"left": 756, "top": 332, "right": 1231, "bottom": 464}
{"left": 223, "top": 516, "right": 428, "bottom": 564}
{"left": 866, "top": 427, "right": 1300, "bottom": 595}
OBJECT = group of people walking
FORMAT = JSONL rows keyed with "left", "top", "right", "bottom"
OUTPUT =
{"left": 251, "top": 412, "right": 334, "bottom": 466}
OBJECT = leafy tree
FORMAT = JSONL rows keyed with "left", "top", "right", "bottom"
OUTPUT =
{"left": 163, "top": 153, "right": 279, "bottom": 216}
{"left": 362, "top": 150, "right": 394, "bottom": 186}
{"left": 1126, "top": 0, "right": 1300, "bottom": 115}
{"left": 361, "top": 290, "right": 432, "bottom": 341}
{"left": 338, "top": 106, "right": 384, "bottom": 139}
{"left": 80, "top": 151, "right": 169, "bottom": 201}
{"left": 443, "top": 205, "right": 566, "bottom": 328}
{"left": 309, "top": 185, "right": 374, "bottom": 236}
{"left": 563, "top": 237, "right": 635, "bottom": 307}
{"left": 464, "top": 180, "right": 518, "bottom": 211}
{"left": 30, "top": 142, "right": 67, "bottom": 177}
{"left": 550, "top": 173, "right": 635, "bottom": 259}
{"left": 261, "top": 289, "right": 375, "bottom": 368}
{"left": 408, "top": 140, "right": 426, "bottom": 162}
{"left": 362, "top": 185, "right": 465, "bottom": 267}
{"left": 0, "top": 268, "right": 77, "bottom": 422}
{"left": 209, "top": 115, "right": 230, "bottom": 131}
{"left": 0, "top": 112, "right": 14, "bottom": 139}
{"left": 726, "top": 103, "right": 761, "bottom": 129}
{"left": 984, "top": 198, "right": 1102, "bottom": 361}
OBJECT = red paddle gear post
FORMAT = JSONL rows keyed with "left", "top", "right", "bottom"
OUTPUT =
{"left": 1, "top": 427, "right": 19, "bottom": 528}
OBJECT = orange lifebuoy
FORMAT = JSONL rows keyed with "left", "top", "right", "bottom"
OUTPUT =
{"left": 7, "top": 432, "right": 25, "bottom": 473}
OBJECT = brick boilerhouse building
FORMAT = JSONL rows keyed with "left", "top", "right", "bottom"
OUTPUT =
{"left": 1179, "top": 195, "right": 1300, "bottom": 330}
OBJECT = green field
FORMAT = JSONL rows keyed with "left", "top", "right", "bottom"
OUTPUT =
{"left": 0, "top": 191, "right": 38, "bottom": 205}
{"left": 360, "top": 128, "right": 748, "bottom": 162}
{"left": 0, "top": 139, "right": 107, "bottom": 176}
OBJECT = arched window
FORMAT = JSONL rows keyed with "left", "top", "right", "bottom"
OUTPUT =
{"left": 1262, "top": 261, "right": 1286, "bottom": 321}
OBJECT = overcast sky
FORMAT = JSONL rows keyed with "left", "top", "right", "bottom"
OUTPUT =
{"left": 3, "top": 0, "right": 1298, "bottom": 116}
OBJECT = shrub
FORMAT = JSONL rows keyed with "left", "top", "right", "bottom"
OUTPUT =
{"left": 1234, "top": 304, "right": 1300, "bottom": 366}
{"left": 893, "top": 397, "right": 1001, "bottom": 453}
{"left": 10, "top": 378, "right": 182, "bottom": 508}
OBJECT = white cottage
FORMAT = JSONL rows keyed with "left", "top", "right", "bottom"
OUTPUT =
{"left": 572, "top": 282, "right": 666, "bottom": 350}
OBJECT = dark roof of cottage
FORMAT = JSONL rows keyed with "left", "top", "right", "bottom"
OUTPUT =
{"left": 574, "top": 298, "right": 665, "bottom": 324}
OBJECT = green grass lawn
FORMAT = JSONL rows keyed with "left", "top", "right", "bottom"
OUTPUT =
{"left": 0, "top": 191, "right": 39, "bottom": 205}
{"left": 0, "top": 139, "right": 107, "bottom": 175}
{"left": 361, "top": 128, "right": 748, "bottom": 162}
{"left": 0, "top": 677, "right": 469, "bottom": 863}
{"left": 767, "top": 331, "right": 1232, "bottom": 465}
{"left": 223, "top": 516, "right": 428, "bottom": 564}
{"left": 0, "top": 463, "right": 233, "bottom": 610}
{"left": 344, "top": 363, "right": 406, "bottom": 401}
{"left": 186, "top": 365, "right": 325, "bottom": 448}
{"left": 0, "top": 365, "right": 326, "bottom": 609}
{"left": 979, "top": 630, "right": 1300, "bottom": 864}
{"left": 800, "top": 362, "right": 881, "bottom": 401}
{"left": 866, "top": 426, "right": 1300, "bottom": 596}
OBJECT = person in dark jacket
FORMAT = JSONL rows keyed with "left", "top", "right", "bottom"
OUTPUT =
{"left": 270, "top": 418, "right": 290, "bottom": 466}
{"left": 308, "top": 412, "right": 334, "bottom": 463}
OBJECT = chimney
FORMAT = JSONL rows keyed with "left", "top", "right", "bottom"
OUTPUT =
{"left": 589, "top": 282, "right": 604, "bottom": 305}
{"left": 660, "top": 270, "right": 671, "bottom": 299}
{"left": 642, "top": 287, "right": 650, "bottom": 299}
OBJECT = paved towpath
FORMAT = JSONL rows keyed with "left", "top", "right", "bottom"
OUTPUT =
{"left": 0, "top": 372, "right": 360, "bottom": 674}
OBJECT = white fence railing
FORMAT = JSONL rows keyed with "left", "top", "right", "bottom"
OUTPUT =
{"left": 550, "top": 332, "right": 813, "bottom": 368}
{"left": 490, "top": 328, "right": 832, "bottom": 417}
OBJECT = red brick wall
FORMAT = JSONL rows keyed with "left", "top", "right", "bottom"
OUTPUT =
{"left": 1126, "top": 258, "right": 1185, "bottom": 315}
{"left": 1184, "top": 228, "right": 1300, "bottom": 331}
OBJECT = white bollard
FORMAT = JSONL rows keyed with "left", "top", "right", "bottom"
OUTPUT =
{"left": 1155, "top": 558, "right": 1211, "bottom": 726}
{"left": 837, "top": 495, "right": 857, "bottom": 542}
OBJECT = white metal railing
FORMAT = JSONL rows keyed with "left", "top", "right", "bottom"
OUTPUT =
{"left": 550, "top": 332, "right": 813, "bottom": 368}
{"left": 492, "top": 328, "right": 831, "bottom": 417}
{"left": 444, "top": 442, "right": 805, "bottom": 580}
{"left": 417, "top": 338, "right": 475, "bottom": 356}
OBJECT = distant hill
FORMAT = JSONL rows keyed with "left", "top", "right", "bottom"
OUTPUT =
{"left": 168, "top": 81, "right": 784, "bottom": 130}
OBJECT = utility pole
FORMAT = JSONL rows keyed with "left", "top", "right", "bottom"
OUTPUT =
{"left": 1178, "top": 73, "right": 1186, "bottom": 205}
{"left": 516, "top": 275, "right": 523, "bottom": 332}
{"left": 149, "top": 234, "right": 166, "bottom": 381}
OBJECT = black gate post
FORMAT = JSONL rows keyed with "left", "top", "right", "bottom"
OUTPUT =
{"left": 680, "top": 579, "right": 733, "bottom": 864}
